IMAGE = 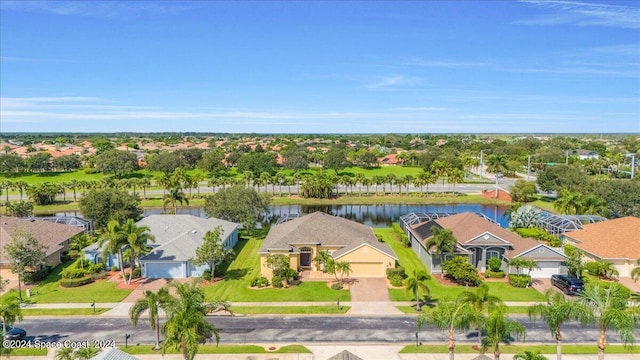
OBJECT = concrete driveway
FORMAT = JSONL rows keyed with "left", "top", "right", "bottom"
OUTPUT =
{"left": 347, "top": 278, "right": 402, "bottom": 315}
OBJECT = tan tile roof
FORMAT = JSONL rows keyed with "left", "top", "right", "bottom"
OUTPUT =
{"left": 0, "top": 216, "right": 83, "bottom": 264}
{"left": 564, "top": 216, "right": 640, "bottom": 260}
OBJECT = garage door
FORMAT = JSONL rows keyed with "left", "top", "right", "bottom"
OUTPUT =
{"left": 145, "top": 262, "right": 186, "bottom": 279}
{"left": 349, "top": 262, "right": 384, "bottom": 278}
{"left": 529, "top": 261, "right": 560, "bottom": 278}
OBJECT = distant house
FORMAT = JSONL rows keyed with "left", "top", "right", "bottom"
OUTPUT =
{"left": 377, "top": 153, "right": 403, "bottom": 166}
{"left": 572, "top": 149, "right": 600, "bottom": 160}
{"left": 0, "top": 216, "right": 83, "bottom": 275}
{"left": 138, "top": 215, "right": 240, "bottom": 279}
{"left": 259, "top": 212, "right": 397, "bottom": 278}
{"left": 563, "top": 216, "right": 640, "bottom": 277}
{"left": 404, "top": 212, "right": 566, "bottom": 278}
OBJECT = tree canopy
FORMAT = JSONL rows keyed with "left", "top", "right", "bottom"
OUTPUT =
{"left": 203, "top": 185, "right": 270, "bottom": 230}
{"left": 79, "top": 188, "right": 142, "bottom": 229}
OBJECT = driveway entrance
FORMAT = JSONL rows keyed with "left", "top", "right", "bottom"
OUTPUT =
{"left": 349, "top": 278, "right": 391, "bottom": 302}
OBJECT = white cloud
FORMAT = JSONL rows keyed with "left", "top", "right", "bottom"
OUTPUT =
{"left": 517, "top": 0, "right": 640, "bottom": 29}
{"left": 365, "top": 76, "right": 422, "bottom": 89}
{"left": 0, "top": 1, "right": 193, "bottom": 19}
{"left": 408, "top": 59, "right": 487, "bottom": 68}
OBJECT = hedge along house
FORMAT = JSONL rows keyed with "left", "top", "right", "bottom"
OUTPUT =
{"left": 402, "top": 212, "right": 567, "bottom": 278}
{"left": 563, "top": 216, "right": 640, "bottom": 277}
{"left": 259, "top": 212, "right": 397, "bottom": 279}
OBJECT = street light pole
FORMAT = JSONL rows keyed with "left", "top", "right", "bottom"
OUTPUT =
{"left": 16, "top": 259, "right": 22, "bottom": 302}
{"left": 527, "top": 155, "right": 531, "bottom": 181}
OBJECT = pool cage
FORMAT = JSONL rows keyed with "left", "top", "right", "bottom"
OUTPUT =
{"left": 39, "top": 216, "right": 94, "bottom": 235}
{"left": 399, "top": 212, "right": 498, "bottom": 234}
{"left": 535, "top": 213, "right": 606, "bottom": 236}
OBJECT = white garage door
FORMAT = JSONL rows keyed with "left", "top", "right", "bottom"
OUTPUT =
{"left": 145, "top": 262, "right": 186, "bottom": 279}
{"left": 529, "top": 261, "right": 560, "bottom": 278}
{"left": 349, "top": 262, "right": 384, "bottom": 278}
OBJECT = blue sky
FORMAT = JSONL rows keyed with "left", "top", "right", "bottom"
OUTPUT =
{"left": 1, "top": 0, "right": 639, "bottom": 133}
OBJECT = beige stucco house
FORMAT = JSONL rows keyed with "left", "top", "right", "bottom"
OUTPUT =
{"left": 563, "top": 216, "right": 640, "bottom": 277}
{"left": 259, "top": 212, "right": 397, "bottom": 278}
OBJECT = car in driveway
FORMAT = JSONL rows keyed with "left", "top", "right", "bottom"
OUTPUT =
{"left": 551, "top": 274, "right": 584, "bottom": 295}
{"left": 1, "top": 324, "right": 27, "bottom": 340}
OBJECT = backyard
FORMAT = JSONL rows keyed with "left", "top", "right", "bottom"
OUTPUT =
{"left": 374, "top": 228, "right": 546, "bottom": 303}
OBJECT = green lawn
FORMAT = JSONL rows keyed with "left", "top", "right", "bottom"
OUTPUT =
{"left": 203, "top": 234, "right": 350, "bottom": 302}
{"left": 5, "top": 347, "right": 48, "bottom": 356}
{"left": 231, "top": 306, "right": 350, "bottom": 314}
{"left": 375, "top": 228, "right": 546, "bottom": 302}
{"left": 1, "top": 262, "right": 132, "bottom": 304}
{"left": 397, "top": 305, "right": 530, "bottom": 315}
{"left": 401, "top": 344, "right": 640, "bottom": 354}
{"left": 21, "top": 308, "right": 110, "bottom": 316}
{"left": 123, "top": 344, "right": 311, "bottom": 355}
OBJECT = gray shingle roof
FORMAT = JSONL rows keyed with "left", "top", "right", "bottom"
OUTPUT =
{"left": 90, "top": 348, "right": 141, "bottom": 360}
{"left": 261, "top": 212, "right": 396, "bottom": 260}
{"left": 139, "top": 215, "right": 239, "bottom": 262}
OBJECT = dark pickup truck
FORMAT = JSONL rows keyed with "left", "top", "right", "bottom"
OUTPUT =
{"left": 550, "top": 274, "right": 584, "bottom": 295}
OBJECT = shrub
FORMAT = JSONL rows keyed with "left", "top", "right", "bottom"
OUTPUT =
{"left": 508, "top": 274, "right": 531, "bottom": 288}
{"left": 59, "top": 276, "right": 93, "bottom": 288}
{"left": 514, "top": 227, "right": 562, "bottom": 246}
{"left": 375, "top": 233, "right": 384, "bottom": 242}
{"left": 485, "top": 270, "right": 506, "bottom": 278}
{"left": 251, "top": 276, "right": 269, "bottom": 288}
{"left": 392, "top": 223, "right": 410, "bottom": 247}
{"left": 389, "top": 274, "right": 404, "bottom": 287}
{"left": 442, "top": 256, "right": 483, "bottom": 286}
{"left": 487, "top": 257, "right": 502, "bottom": 272}
{"left": 61, "top": 268, "right": 87, "bottom": 279}
{"left": 110, "top": 265, "right": 118, "bottom": 272}
{"left": 89, "top": 263, "right": 105, "bottom": 274}
{"left": 287, "top": 268, "right": 299, "bottom": 281}
{"left": 386, "top": 266, "right": 405, "bottom": 279}
{"left": 331, "top": 282, "right": 343, "bottom": 290}
{"left": 132, "top": 267, "right": 142, "bottom": 278}
{"left": 23, "top": 267, "right": 52, "bottom": 284}
{"left": 202, "top": 269, "right": 212, "bottom": 281}
{"left": 272, "top": 275, "right": 283, "bottom": 288}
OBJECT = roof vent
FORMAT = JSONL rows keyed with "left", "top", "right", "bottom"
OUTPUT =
{"left": 191, "top": 230, "right": 197, "bottom": 234}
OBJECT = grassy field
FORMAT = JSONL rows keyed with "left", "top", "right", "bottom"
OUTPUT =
{"left": 401, "top": 344, "right": 640, "bottom": 354}
{"left": 1, "top": 262, "right": 132, "bottom": 304}
{"left": 231, "top": 306, "right": 350, "bottom": 314}
{"left": 203, "top": 234, "right": 350, "bottom": 302}
{"left": 21, "top": 308, "right": 110, "bottom": 316}
{"left": 397, "top": 305, "right": 530, "bottom": 315}
{"left": 5, "top": 347, "right": 48, "bottom": 356}
{"left": 375, "top": 228, "right": 546, "bottom": 303}
{"left": 123, "top": 344, "right": 311, "bottom": 355}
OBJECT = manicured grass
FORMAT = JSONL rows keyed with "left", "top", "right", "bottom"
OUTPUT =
{"left": 401, "top": 344, "right": 640, "bottom": 354}
{"left": 338, "top": 166, "right": 425, "bottom": 177}
{"left": 0, "top": 262, "right": 132, "bottom": 304}
{"left": 21, "top": 308, "right": 110, "bottom": 316}
{"left": 6, "top": 347, "right": 48, "bottom": 356}
{"left": 231, "top": 306, "right": 350, "bottom": 314}
{"left": 203, "top": 234, "right": 350, "bottom": 302}
{"left": 376, "top": 228, "right": 546, "bottom": 303}
{"left": 397, "top": 305, "right": 530, "bottom": 315}
{"left": 122, "top": 344, "right": 311, "bottom": 354}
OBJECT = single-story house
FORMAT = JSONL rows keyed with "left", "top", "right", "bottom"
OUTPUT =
{"left": 572, "top": 149, "right": 600, "bottom": 160}
{"left": 406, "top": 212, "right": 567, "bottom": 278}
{"left": 563, "top": 216, "right": 640, "bottom": 277}
{"left": 259, "top": 212, "right": 397, "bottom": 278}
{"left": 1, "top": 216, "right": 83, "bottom": 277}
{"left": 139, "top": 215, "right": 239, "bottom": 279}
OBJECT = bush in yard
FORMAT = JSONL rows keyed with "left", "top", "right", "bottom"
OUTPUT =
{"left": 514, "top": 227, "right": 562, "bottom": 247}
{"left": 287, "top": 268, "right": 299, "bottom": 281}
{"left": 392, "top": 223, "right": 410, "bottom": 247}
{"left": 23, "top": 267, "right": 52, "bottom": 284}
{"left": 202, "top": 269, "right": 212, "bottom": 281}
{"left": 389, "top": 274, "right": 404, "bottom": 287}
{"left": 386, "top": 266, "right": 405, "bottom": 279}
{"left": 508, "top": 274, "right": 531, "bottom": 288}
{"left": 272, "top": 275, "right": 283, "bottom": 288}
{"left": 485, "top": 270, "right": 506, "bottom": 278}
{"left": 110, "top": 265, "right": 118, "bottom": 272}
{"left": 59, "top": 276, "right": 94, "bottom": 288}
{"left": 331, "top": 282, "right": 343, "bottom": 290}
{"left": 132, "top": 267, "right": 141, "bottom": 278}
{"left": 61, "top": 267, "right": 87, "bottom": 279}
{"left": 442, "top": 256, "right": 483, "bottom": 286}
{"left": 251, "top": 276, "right": 269, "bottom": 288}
{"left": 487, "top": 257, "right": 502, "bottom": 272}
{"left": 89, "top": 263, "right": 105, "bottom": 274}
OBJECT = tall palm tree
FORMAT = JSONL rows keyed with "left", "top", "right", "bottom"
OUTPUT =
{"left": 417, "top": 297, "right": 476, "bottom": 360}
{"left": 0, "top": 296, "right": 23, "bottom": 340}
{"left": 426, "top": 226, "right": 457, "bottom": 277}
{"left": 336, "top": 261, "right": 352, "bottom": 284}
{"left": 162, "top": 281, "right": 229, "bottom": 360}
{"left": 554, "top": 189, "right": 584, "bottom": 215}
{"left": 73, "top": 347, "right": 100, "bottom": 360}
{"left": 54, "top": 347, "right": 74, "bottom": 360}
{"left": 98, "top": 220, "right": 128, "bottom": 284}
{"left": 577, "top": 284, "right": 639, "bottom": 360}
{"left": 13, "top": 180, "right": 28, "bottom": 201}
{"left": 355, "top": 173, "right": 366, "bottom": 196}
{"left": 631, "top": 259, "right": 640, "bottom": 282}
{"left": 486, "top": 154, "right": 508, "bottom": 198}
{"left": 130, "top": 287, "right": 173, "bottom": 350}
{"left": 121, "top": 218, "right": 155, "bottom": 284}
{"left": 163, "top": 186, "right": 189, "bottom": 214}
{"left": 528, "top": 290, "right": 580, "bottom": 360}
{"left": 405, "top": 269, "right": 431, "bottom": 310}
{"left": 448, "top": 168, "right": 464, "bottom": 193}
{"left": 68, "top": 179, "right": 80, "bottom": 202}
{"left": 513, "top": 350, "right": 549, "bottom": 360}
{"left": 482, "top": 307, "right": 526, "bottom": 360}
{"left": 460, "top": 283, "right": 503, "bottom": 347}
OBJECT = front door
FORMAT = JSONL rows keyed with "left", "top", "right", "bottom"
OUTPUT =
{"left": 299, "top": 247, "right": 312, "bottom": 267}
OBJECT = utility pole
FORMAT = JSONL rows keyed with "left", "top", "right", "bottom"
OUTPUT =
{"left": 527, "top": 155, "right": 531, "bottom": 181}
{"left": 480, "top": 150, "right": 483, "bottom": 178}
{"left": 565, "top": 151, "right": 569, "bottom": 165}
{"left": 630, "top": 154, "right": 636, "bottom": 179}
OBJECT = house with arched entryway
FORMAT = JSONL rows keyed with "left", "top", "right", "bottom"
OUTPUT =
{"left": 259, "top": 212, "right": 397, "bottom": 279}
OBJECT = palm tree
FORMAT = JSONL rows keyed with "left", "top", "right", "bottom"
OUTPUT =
{"left": 162, "top": 281, "right": 229, "bottom": 360}
{"left": 404, "top": 269, "right": 431, "bottom": 310}
{"left": 335, "top": 261, "right": 352, "bottom": 284}
{"left": 140, "top": 176, "right": 152, "bottom": 200}
{"left": 460, "top": 283, "right": 503, "bottom": 347}
{"left": 0, "top": 296, "right": 23, "bottom": 340}
{"left": 163, "top": 186, "right": 189, "bottom": 214}
{"left": 554, "top": 189, "right": 584, "bottom": 215}
{"left": 528, "top": 290, "right": 580, "bottom": 360}
{"left": 355, "top": 173, "right": 366, "bottom": 195}
{"left": 121, "top": 218, "right": 155, "bottom": 284}
{"left": 513, "top": 350, "right": 549, "bottom": 360}
{"left": 448, "top": 168, "right": 464, "bottom": 193}
{"left": 486, "top": 154, "right": 508, "bottom": 198}
{"left": 130, "top": 287, "right": 173, "bottom": 350}
{"left": 426, "top": 226, "right": 457, "bottom": 277}
{"left": 73, "top": 347, "right": 100, "bottom": 360}
{"left": 507, "top": 257, "right": 527, "bottom": 275}
{"left": 482, "top": 307, "right": 526, "bottom": 360}
{"left": 13, "top": 180, "right": 28, "bottom": 201}
{"left": 191, "top": 173, "right": 205, "bottom": 198}
{"left": 68, "top": 179, "right": 80, "bottom": 202}
{"left": 54, "top": 347, "right": 74, "bottom": 360}
{"left": 313, "top": 250, "right": 332, "bottom": 273}
{"left": 631, "top": 259, "right": 640, "bottom": 282}
{"left": 417, "top": 297, "right": 476, "bottom": 360}
{"left": 99, "top": 220, "right": 128, "bottom": 284}
{"left": 577, "top": 284, "right": 639, "bottom": 360}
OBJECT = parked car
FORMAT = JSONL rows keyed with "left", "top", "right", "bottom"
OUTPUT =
{"left": 551, "top": 274, "right": 584, "bottom": 295}
{"left": 1, "top": 324, "right": 27, "bottom": 340}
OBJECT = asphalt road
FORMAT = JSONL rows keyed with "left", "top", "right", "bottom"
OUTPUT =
{"left": 16, "top": 316, "right": 637, "bottom": 347}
